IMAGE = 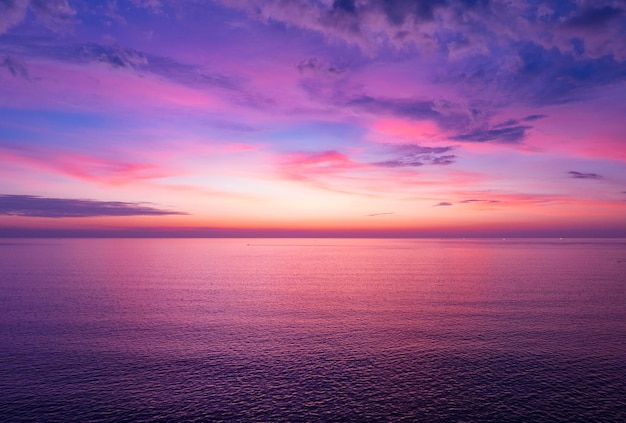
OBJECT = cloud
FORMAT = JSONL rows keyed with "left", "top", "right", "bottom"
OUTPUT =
{"left": 0, "top": 145, "right": 179, "bottom": 185}
{"left": 216, "top": 0, "right": 490, "bottom": 53}
{"left": 522, "top": 114, "right": 547, "bottom": 122}
{"left": 1, "top": 39, "right": 272, "bottom": 110}
{"left": 77, "top": 43, "right": 149, "bottom": 69}
{"left": 0, "top": 0, "right": 75, "bottom": 34}
{"left": 84, "top": 44, "right": 274, "bottom": 109}
{"left": 348, "top": 95, "right": 439, "bottom": 120}
{"left": 459, "top": 199, "right": 501, "bottom": 204}
{"left": 433, "top": 199, "right": 502, "bottom": 207}
{"left": 0, "top": 0, "right": 29, "bottom": 34}
{"left": 131, "top": 0, "right": 163, "bottom": 13}
{"left": 452, "top": 124, "right": 532, "bottom": 143}
{"left": 297, "top": 56, "right": 347, "bottom": 75}
{"left": 29, "top": 0, "right": 75, "bottom": 26}
{"left": 568, "top": 171, "right": 602, "bottom": 179}
{"left": 561, "top": 6, "right": 623, "bottom": 30}
{"left": 283, "top": 150, "right": 354, "bottom": 167}
{"left": 279, "top": 150, "right": 358, "bottom": 180}
{"left": 557, "top": 3, "right": 626, "bottom": 60}
{"left": 333, "top": 0, "right": 356, "bottom": 15}
{"left": 431, "top": 155, "right": 456, "bottom": 165}
{"left": 0, "top": 55, "right": 29, "bottom": 79}
{"left": 297, "top": 57, "right": 321, "bottom": 72}
{"left": 346, "top": 95, "right": 481, "bottom": 134}
{"left": 222, "top": 0, "right": 625, "bottom": 108}
{"left": 218, "top": 0, "right": 626, "bottom": 64}
{"left": 27, "top": 41, "right": 236, "bottom": 93}
{"left": 0, "top": 194, "right": 187, "bottom": 218}
{"left": 373, "top": 144, "right": 456, "bottom": 167}
{"left": 366, "top": 212, "right": 394, "bottom": 216}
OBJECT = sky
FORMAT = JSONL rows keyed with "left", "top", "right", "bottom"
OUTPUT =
{"left": 0, "top": 0, "right": 625, "bottom": 237}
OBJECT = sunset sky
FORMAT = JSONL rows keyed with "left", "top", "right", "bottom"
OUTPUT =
{"left": 1, "top": 0, "right": 625, "bottom": 237}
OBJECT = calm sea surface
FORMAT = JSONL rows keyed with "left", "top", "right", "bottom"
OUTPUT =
{"left": 1, "top": 238, "right": 625, "bottom": 422}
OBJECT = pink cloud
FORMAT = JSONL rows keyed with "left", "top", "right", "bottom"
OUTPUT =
{"left": 369, "top": 118, "right": 441, "bottom": 144}
{"left": 0, "top": 145, "right": 180, "bottom": 185}
{"left": 281, "top": 150, "right": 355, "bottom": 169}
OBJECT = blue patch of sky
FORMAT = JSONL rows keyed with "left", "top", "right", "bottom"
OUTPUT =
{"left": 262, "top": 121, "right": 365, "bottom": 152}
{"left": 0, "top": 108, "right": 136, "bottom": 147}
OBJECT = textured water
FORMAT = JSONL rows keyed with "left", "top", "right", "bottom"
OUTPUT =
{"left": 1, "top": 238, "right": 625, "bottom": 422}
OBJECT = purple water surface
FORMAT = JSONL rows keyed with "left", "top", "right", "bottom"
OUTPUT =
{"left": 1, "top": 238, "right": 625, "bottom": 421}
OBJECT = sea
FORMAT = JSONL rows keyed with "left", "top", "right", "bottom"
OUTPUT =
{"left": 1, "top": 238, "right": 625, "bottom": 422}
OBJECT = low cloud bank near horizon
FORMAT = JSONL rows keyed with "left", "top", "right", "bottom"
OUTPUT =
{"left": 0, "top": 194, "right": 187, "bottom": 218}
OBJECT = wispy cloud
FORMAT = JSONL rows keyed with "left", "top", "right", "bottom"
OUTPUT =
{"left": 366, "top": 212, "right": 394, "bottom": 217}
{"left": 453, "top": 124, "right": 532, "bottom": 144}
{"left": 373, "top": 144, "right": 456, "bottom": 167}
{"left": 1, "top": 55, "right": 29, "bottom": 79}
{"left": 459, "top": 199, "right": 501, "bottom": 204}
{"left": 522, "top": 115, "right": 547, "bottom": 122}
{"left": 281, "top": 150, "right": 356, "bottom": 171}
{"left": 0, "top": 194, "right": 187, "bottom": 218}
{"left": 434, "top": 202, "right": 453, "bottom": 207}
{"left": 0, "top": 0, "right": 75, "bottom": 34}
{"left": 568, "top": 171, "right": 602, "bottom": 179}
{"left": 78, "top": 43, "right": 149, "bottom": 69}
{"left": 0, "top": 146, "right": 179, "bottom": 185}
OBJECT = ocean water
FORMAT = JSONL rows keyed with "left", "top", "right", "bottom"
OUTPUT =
{"left": 1, "top": 238, "right": 625, "bottom": 422}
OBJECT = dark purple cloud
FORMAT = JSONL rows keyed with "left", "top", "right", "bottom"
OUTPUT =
{"left": 218, "top": 0, "right": 625, "bottom": 60}
{"left": 78, "top": 43, "right": 148, "bottom": 69}
{"left": 0, "top": 194, "right": 188, "bottom": 218}
{"left": 348, "top": 96, "right": 439, "bottom": 120}
{"left": 297, "top": 57, "right": 320, "bottom": 72}
{"left": 431, "top": 155, "right": 456, "bottom": 165}
{"left": 343, "top": 94, "right": 545, "bottom": 144}
{"left": 228, "top": 0, "right": 626, "bottom": 111}
{"left": 297, "top": 56, "right": 348, "bottom": 75}
{"left": 453, "top": 124, "right": 532, "bottom": 143}
{"left": 434, "top": 201, "right": 453, "bottom": 207}
{"left": 1, "top": 55, "right": 28, "bottom": 79}
{"left": 522, "top": 114, "right": 546, "bottom": 122}
{"left": 333, "top": 0, "right": 356, "bottom": 15}
{"left": 561, "top": 6, "right": 623, "bottom": 29}
{"left": 345, "top": 95, "right": 481, "bottom": 134}
{"left": 568, "top": 171, "right": 602, "bottom": 180}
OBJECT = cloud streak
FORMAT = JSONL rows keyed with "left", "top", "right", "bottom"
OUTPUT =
{"left": 0, "top": 194, "right": 187, "bottom": 218}
{"left": 1, "top": 55, "right": 29, "bottom": 79}
{"left": 0, "top": 0, "right": 75, "bottom": 34}
{"left": 459, "top": 199, "right": 501, "bottom": 204}
{"left": 568, "top": 171, "right": 602, "bottom": 180}
{"left": 373, "top": 144, "right": 456, "bottom": 167}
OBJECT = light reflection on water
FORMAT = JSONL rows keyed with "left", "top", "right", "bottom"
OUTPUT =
{"left": 1, "top": 238, "right": 625, "bottom": 421}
